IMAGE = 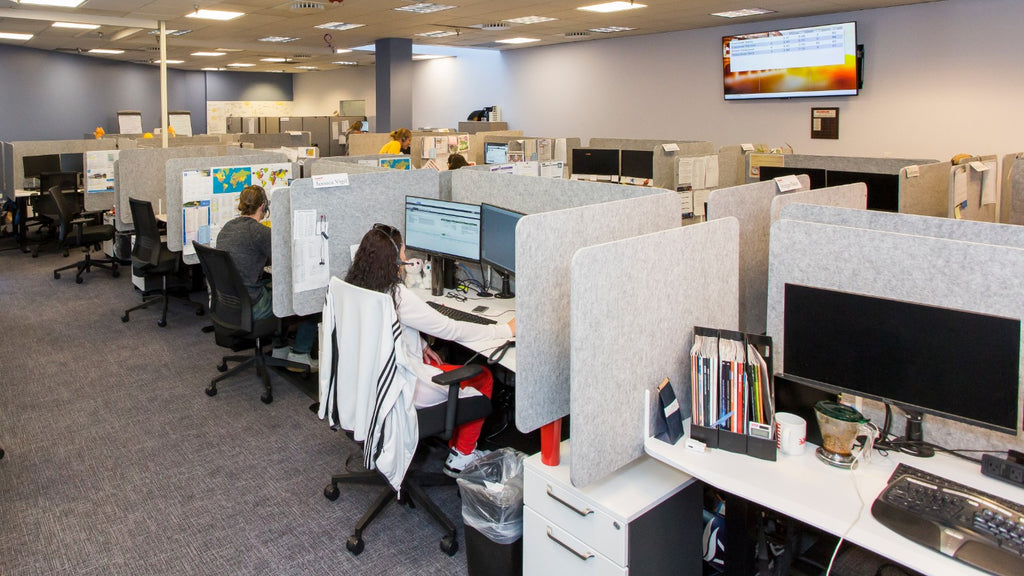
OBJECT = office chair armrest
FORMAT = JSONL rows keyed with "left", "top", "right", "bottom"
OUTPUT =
{"left": 69, "top": 217, "right": 91, "bottom": 244}
{"left": 432, "top": 364, "right": 484, "bottom": 440}
{"left": 78, "top": 209, "right": 105, "bottom": 223}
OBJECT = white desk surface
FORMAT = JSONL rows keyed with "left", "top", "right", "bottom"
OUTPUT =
{"left": 407, "top": 285, "right": 516, "bottom": 371}
{"left": 645, "top": 419, "right": 1024, "bottom": 575}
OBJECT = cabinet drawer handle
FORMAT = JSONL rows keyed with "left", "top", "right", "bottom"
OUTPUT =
{"left": 546, "top": 485, "right": 593, "bottom": 517}
{"left": 547, "top": 527, "right": 595, "bottom": 561}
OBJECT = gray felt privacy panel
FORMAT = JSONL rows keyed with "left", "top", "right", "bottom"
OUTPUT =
{"left": 515, "top": 192, "right": 681, "bottom": 434}
{"left": 705, "top": 176, "right": 810, "bottom": 335}
{"left": 769, "top": 183, "right": 866, "bottom": 222}
{"left": 948, "top": 156, "right": 998, "bottom": 223}
{"left": 899, "top": 161, "right": 950, "bottom": 217}
{"left": 3, "top": 138, "right": 131, "bottom": 208}
{"left": 569, "top": 218, "right": 739, "bottom": 487}
{"left": 274, "top": 170, "right": 439, "bottom": 316}
{"left": 164, "top": 152, "right": 292, "bottom": 265}
{"left": 767, "top": 218, "right": 1024, "bottom": 455}
{"left": 1001, "top": 153, "right": 1024, "bottom": 225}
{"left": 309, "top": 158, "right": 389, "bottom": 176}
{"left": 270, "top": 187, "right": 295, "bottom": 317}
{"left": 746, "top": 153, "right": 938, "bottom": 183}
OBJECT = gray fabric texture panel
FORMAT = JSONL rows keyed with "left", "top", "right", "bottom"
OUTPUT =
{"left": 271, "top": 187, "right": 295, "bottom": 317}
{"left": 767, "top": 219, "right": 1024, "bottom": 454}
{"left": 308, "top": 157, "right": 389, "bottom": 175}
{"left": 899, "top": 161, "right": 950, "bottom": 217}
{"left": 569, "top": 218, "right": 740, "bottom": 488}
{"left": 515, "top": 192, "right": 681, "bottom": 434}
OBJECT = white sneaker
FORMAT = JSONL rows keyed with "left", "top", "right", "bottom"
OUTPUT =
{"left": 443, "top": 447, "right": 490, "bottom": 478}
{"left": 271, "top": 346, "right": 291, "bottom": 360}
{"left": 286, "top": 351, "right": 319, "bottom": 373}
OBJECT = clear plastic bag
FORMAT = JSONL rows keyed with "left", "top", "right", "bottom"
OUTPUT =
{"left": 456, "top": 447, "right": 526, "bottom": 544}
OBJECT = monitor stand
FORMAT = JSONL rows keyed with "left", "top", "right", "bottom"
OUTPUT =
{"left": 896, "top": 410, "right": 935, "bottom": 458}
{"left": 494, "top": 271, "right": 514, "bottom": 299}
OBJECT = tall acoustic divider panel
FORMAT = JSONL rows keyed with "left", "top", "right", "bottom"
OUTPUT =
{"left": 948, "top": 155, "right": 999, "bottom": 222}
{"left": 276, "top": 170, "right": 439, "bottom": 316}
{"left": 898, "top": 160, "right": 950, "bottom": 217}
{"left": 768, "top": 183, "right": 866, "bottom": 222}
{"left": 569, "top": 218, "right": 740, "bottom": 487}
{"left": 164, "top": 152, "right": 292, "bottom": 265}
{"left": 450, "top": 169, "right": 659, "bottom": 215}
{"left": 515, "top": 193, "right": 680, "bottom": 434}
{"left": 705, "top": 176, "right": 810, "bottom": 335}
{"left": 767, "top": 218, "right": 1024, "bottom": 454}
{"left": 1002, "top": 153, "right": 1024, "bottom": 225}
{"left": 5, "top": 139, "right": 121, "bottom": 202}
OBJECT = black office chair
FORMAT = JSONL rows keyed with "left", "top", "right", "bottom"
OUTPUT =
{"left": 121, "top": 198, "right": 203, "bottom": 327}
{"left": 319, "top": 278, "right": 491, "bottom": 557}
{"left": 192, "top": 241, "right": 309, "bottom": 404}
{"left": 48, "top": 186, "right": 119, "bottom": 283}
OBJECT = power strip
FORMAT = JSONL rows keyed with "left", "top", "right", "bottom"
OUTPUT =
{"left": 981, "top": 451, "right": 1024, "bottom": 487}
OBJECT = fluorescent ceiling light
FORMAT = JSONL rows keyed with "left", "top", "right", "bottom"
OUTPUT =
{"left": 89, "top": 48, "right": 125, "bottom": 54}
{"left": 0, "top": 32, "right": 34, "bottom": 40}
{"left": 14, "top": 0, "right": 85, "bottom": 7}
{"left": 153, "top": 59, "right": 184, "bottom": 64}
{"left": 260, "top": 57, "right": 288, "bottom": 62}
{"left": 192, "top": 51, "right": 226, "bottom": 57}
{"left": 334, "top": 48, "right": 353, "bottom": 53}
{"left": 259, "top": 36, "right": 299, "bottom": 43}
{"left": 589, "top": 26, "right": 635, "bottom": 33}
{"left": 215, "top": 47, "right": 243, "bottom": 52}
{"left": 149, "top": 29, "right": 192, "bottom": 37}
{"left": 413, "top": 54, "right": 447, "bottom": 60}
{"left": 393, "top": 3, "right": 456, "bottom": 14}
{"left": 53, "top": 22, "right": 100, "bottom": 30}
{"left": 315, "top": 22, "right": 365, "bottom": 31}
{"left": 416, "top": 30, "right": 457, "bottom": 38}
{"left": 295, "top": 65, "right": 318, "bottom": 70}
{"left": 578, "top": 2, "right": 646, "bottom": 13}
{"left": 227, "top": 63, "right": 255, "bottom": 67}
{"left": 504, "top": 16, "right": 557, "bottom": 25}
{"left": 201, "top": 67, "right": 224, "bottom": 71}
{"left": 711, "top": 8, "right": 774, "bottom": 18}
{"left": 186, "top": 9, "right": 245, "bottom": 21}
{"left": 496, "top": 37, "right": 540, "bottom": 45}
{"left": 333, "top": 61, "right": 358, "bottom": 65}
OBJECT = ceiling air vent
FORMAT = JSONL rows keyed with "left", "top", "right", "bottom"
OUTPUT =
{"left": 471, "top": 22, "right": 509, "bottom": 31}
{"left": 291, "top": 1, "right": 325, "bottom": 10}
{"left": 563, "top": 31, "right": 590, "bottom": 38}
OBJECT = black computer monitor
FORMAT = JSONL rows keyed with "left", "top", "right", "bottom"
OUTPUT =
{"left": 620, "top": 149, "right": 654, "bottom": 181}
{"left": 758, "top": 165, "right": 827, "bottom": 189}
{"left": 22, "top": 154, "right": 61, "bottom": 182}
{"left": 484, "top": 142, "right": 509, "bottom": 165}
{"left": 825, "top": 170, "right": 900, "bottom": 212}
{"left": 60, "top": 153, "right": 84, "bottom": 174}
{"left": 479, "top": 202, "right": 524, "bottom": 299}
{"left": 782, "top": 283, "right": 1021, "bottom": 452}
{"left": 571, "top": 148, "right": 619, "bottom": 177}
{"left": 39, "top": 171, "right": 79, "bottom": 193}
{"left": 404, "top": 196, "right": 481, "bottom": 263}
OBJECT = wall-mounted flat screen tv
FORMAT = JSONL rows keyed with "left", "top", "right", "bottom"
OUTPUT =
{"left": 723, "top": 21, "right": 858, "bottom": 100}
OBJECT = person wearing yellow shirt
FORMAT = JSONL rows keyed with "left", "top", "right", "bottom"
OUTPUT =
{"left": 379, "top": 128, "right": 411, "bottom": 155}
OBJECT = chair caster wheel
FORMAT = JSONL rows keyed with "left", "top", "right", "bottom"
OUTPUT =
{"left": 0, "top": 448, "right": 5, "bottom": 460}
{"left": 205, "top": 386, "right": 217, "bottom": 397}
{"left": 75, "top": 277, "right": 83, "bottom": 284}
{"left": 440, "top": 534, "right": 458, "bottom": 556}
{"left": 346, "top": 535, "right": 364, "bottom": 556}
{"left": 63, "top": 249, "right": 69, "bottom": 257}
{"left": 260, "top": 392, "right": 273, "bottom": 404}
{"left": 121, "top": 314, "right": 129, "bottom": 322}
{"left": 323, "top": 483, "right": 340, "bottom": 501}
{"left": 54, "top": 272, "right": 60, "bottom": 279}
{"left": 157, "top": 319, "right": 167, "bottom": 328}
{"left": 217, "top": 361, "right": 228, "bottom": 372}
{"left": 112, "top": 269, "right": 120, "bottom": 278}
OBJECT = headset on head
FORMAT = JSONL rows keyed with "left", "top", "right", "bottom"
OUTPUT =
{"left": 373, "top": 223, "right": 409, "bottom": 267}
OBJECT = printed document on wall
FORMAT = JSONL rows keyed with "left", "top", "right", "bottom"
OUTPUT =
{"left": 292, "top": 209, "right": 330, "bottom": 293}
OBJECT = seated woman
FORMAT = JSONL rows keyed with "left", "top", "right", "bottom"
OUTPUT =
{"left": 346, "top": 223, "right": 515, "bottom": 476}
{"left": 447, "top": 153, "right": 469, "bottom": 170}
{"left": 379, "top": 128, "right": 412, "bottom": 155}
{"left": 216, "top": 185, "right": 317, "bottom": 370}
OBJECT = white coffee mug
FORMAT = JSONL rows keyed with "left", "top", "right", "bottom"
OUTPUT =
{"left": 775, "top": 412, "right": 807, "bottom": 456}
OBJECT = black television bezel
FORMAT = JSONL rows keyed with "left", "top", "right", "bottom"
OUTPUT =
{"left": 483, "top": 141, "right": 509, "bottom": 165}
{"left": 403, "top": 195, "right": 481, "bottom": 263}
{"left": 781, "top": 283, "right": 1021, "bottom": 436}
{"left": 571, "top": 148, "right": 620, "bottom": 177}
{"left": 479, "top": 202, "right": 524, "bottom": 277}
{"left": 722, "top": 21, "right": 860, "bottom": 101}
{"left": 22, "top": 154, "right": 62, "bottom": 180}
{"left": 620, "top": 149, "right": 654, "bottom": 180}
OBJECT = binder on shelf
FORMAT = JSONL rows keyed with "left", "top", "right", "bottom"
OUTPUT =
{"left": 689, "top": 327, "right": 776, "bottom": 461}
{"left": 652, "top": 377, "right": 685, "bottom": 444}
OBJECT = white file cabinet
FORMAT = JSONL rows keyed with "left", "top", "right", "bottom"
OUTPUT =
{"left": 523, "top": 441, "right": 702, "bottom": 575}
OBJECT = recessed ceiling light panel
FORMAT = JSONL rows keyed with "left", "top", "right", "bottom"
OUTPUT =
{"left": 0, "top": 32, "right": 34, "bottom": 40}
{"left": 496, "top": 37, "right": 540, "bottom": 45}
{"left": 192, "top": 51, "right": 226, "bottom": 57}
{"left": 589, "top": 26, "right": 635, "bottom": 33}
{"left": 89, "top": 48, "right": 124, "bottom": 54}
{"left": 186, "top": 9, "right": 245, "bottom": 21}
{"left": 333, "top": 61, "right": 358, "bottom": 65}
{"left": 417, "top": 30, "right": 457, "bottom": 38}
{"left": 504, "top": 16, "right": 557, "bottom": 25}
{"left": 227, "top": 63, "right": 255, "bottom": 67}
{"left": 14, "top": 0, "right": 84, "bottom": 7}
{"left": 578, "top": 2, "right": 646, "bottom": 13}
{"left": 260, "top": 57, "right": 288, "bottom": 62}
{"left": 315, "top": 22, "right": 366, "bottom": 31}
{"left": 711, "top": 8, "right": 775, "bottom": 18}
{"left": 259, "top": 36, "right": 300, "bottom": 43}
{"left": 394, "top": 3, "right": 456, "bottom": 14}
{"left": 52, "top": 22, "right": 100, "bottom": 30}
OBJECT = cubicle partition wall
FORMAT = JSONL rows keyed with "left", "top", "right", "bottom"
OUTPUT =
{"left": 716, "top": 145, "right": 748, "bottom": 189}
{"left": 767, "top": 214, "right": 1024, "bottom": 454}
{"left": 308, "top": 157, "right": 389, "bottom": 176}
{"left": 238, "top": 133, "right": 311, "bottom": 150}
{"left": 569, "top": 218, "right": 740, "bottom": 487}
{"left": 449, "top": 168, "right": 658, "bottom": 214}
{"left": 347, "top": 133, "right": 394, "bottom": 157}
{"left": 948, "top": 154, "right": 999, "bottom": 222}
{"left": 271, "top": 170, "right": 440, "bottom": 317}
{"left": 1001, "top": 153, "right": 1024, "bottom": 225}
{"left": 3, "top": 138, "right": 133, "bottom": 201}
{"left": 898, "top": 160, "right": 950, "bottom": 217}
{"left": 164, "top": 152, "right": 292, "bottom": 265}
{"left": 587, "top": 138, "right": 715, "bottom": 191}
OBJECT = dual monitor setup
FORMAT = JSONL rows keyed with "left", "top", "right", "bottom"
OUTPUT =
{"left": 404, "top": 196, "right": 523, "bottom": 299}
{"left": 570, "top": 148, "right": 653, "bottom": 183}
{"left": 22, "top": 152, "right": 84, "bottom": 192}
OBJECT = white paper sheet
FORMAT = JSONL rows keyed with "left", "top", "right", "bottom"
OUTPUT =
{"left": 292, "top": 209, "right": 330, "bottom": 293}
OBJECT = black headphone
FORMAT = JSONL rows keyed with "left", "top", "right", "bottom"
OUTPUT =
{"left": 373, "top": 223, "right": 410, "bottom": 267}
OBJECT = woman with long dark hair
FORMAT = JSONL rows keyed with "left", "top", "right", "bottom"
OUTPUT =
{"left": 345, "top": 224, "right": 514, "bottom": 476}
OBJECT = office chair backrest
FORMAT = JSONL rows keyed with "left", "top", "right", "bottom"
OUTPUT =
{"left": 48, "top": 185, "right": 75, "bottom": 242}
{"left": 192, "top": 241, "right": 254, "bottom": 337}
{"left": 128, "top": 197, "right": 162, "bottom": 267}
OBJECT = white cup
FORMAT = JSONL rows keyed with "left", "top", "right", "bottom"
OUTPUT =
{"left": 775, "top": 412, "right": 807, "bottom": 456}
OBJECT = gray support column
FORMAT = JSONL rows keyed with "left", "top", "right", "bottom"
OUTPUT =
{"left": 375, "top": 38, "right": 413, "bottom": 133}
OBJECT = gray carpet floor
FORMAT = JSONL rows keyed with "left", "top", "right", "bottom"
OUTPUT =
{"left": 0, "top": 237, "right": 471, "bottom": 575}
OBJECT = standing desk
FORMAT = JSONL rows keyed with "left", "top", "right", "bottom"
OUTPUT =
{"left": 645, "top": 418, "right": 1019, "bottom": 575}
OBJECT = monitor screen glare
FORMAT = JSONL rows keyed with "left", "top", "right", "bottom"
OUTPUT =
{"left": 484, "top": 142, "right": 509, "bottom": 165}
{"left": 404, "top": 196, "right": 481, "bottom": 262}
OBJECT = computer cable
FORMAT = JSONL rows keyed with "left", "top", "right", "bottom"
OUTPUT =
{"left": 488, "top": 339, "right": 515, "bottom": 365}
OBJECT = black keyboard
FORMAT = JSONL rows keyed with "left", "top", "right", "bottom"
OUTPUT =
{"left": 426, "top": 301, "right": 496, "bottom": 325}
{"left": 871, "top": 463, "right": 1024, "bottom": 576}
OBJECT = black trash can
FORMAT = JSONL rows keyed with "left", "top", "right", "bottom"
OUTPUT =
{"left": 457, "top": 448, "right": 526, "bottom": 576}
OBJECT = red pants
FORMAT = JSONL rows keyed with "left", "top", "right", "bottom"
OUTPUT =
{"left": 434, "top": 362, "right": 493, "bottom": 455}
